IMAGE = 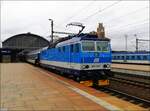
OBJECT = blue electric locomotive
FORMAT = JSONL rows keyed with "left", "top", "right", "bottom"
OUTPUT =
{"left": 39, "top": 33, "right": 112, "bottom": 86}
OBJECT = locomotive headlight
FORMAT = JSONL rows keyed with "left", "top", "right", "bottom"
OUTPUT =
{"left": 103, "top": 64, "right": 107, "bottom": 68}
{"left": 103, "top": 64, "right": 110, "bottom": 68}
{"left": 81, "top": 65, "right": 89, "bottom": 69}
{"left": 107, "top": 64, "right": 110, "bottom": 68}
{"left": 85, "top": 65, "right": 89, "bottom": 68}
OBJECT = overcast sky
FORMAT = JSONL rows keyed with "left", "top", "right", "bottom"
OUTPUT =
{"left": 1, "top": 0, "right": 149, "bottom": 51}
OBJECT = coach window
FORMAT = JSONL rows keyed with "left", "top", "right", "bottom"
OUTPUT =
{"left": 131, "top": 56, "right": 135, "bottom": 60}
{"left": 113, "top": 56, "right": 115, "bottom": 59}
{"left": 137, "top": 55, "right": 141, "bottom": 60}
{"left": 122, "top": 56, "right": 124, "bottom": 59}
{"left": 117, "top": 56, "right": 120, "bottom": 59}
{"left": 126, "top": 56, "right": 129, "bottom": 60}
{"left": 143, "top": 55, "right": 147, "bottom": 60}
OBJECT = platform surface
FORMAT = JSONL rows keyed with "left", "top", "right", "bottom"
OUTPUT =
{"left": 0, "top": 63, "right": 147, "bottom": 111}
{"left": 112, "top": 63, "right": 150, "bottom": 72}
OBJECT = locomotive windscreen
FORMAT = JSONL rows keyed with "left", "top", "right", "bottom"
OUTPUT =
{"left": 96, "top": 41, "right": 109, "bottom": 52}
{"left": 82, "top": 41, "right": 109, "bottom": 52}
{"left": 82, "top": 41, "right": 95, "bottom": 51}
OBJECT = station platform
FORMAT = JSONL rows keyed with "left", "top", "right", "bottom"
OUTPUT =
{"left": 0, "top": 63, "right": 147, "bottom": 111}
{"left": 111, "top": 63, "right": 150, "bottom": 77}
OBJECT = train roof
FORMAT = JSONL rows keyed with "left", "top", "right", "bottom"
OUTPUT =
{"left": 27, "top": 46, "right": 48, "bottom": 55}
{"left": 70, "top": 33, "right": 110, "bottom": 40}
{"left": 49, "top": 33, "right": 110, "bottom": 48}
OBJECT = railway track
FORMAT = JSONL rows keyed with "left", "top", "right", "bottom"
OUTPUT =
{"left": 96, "top": 74, "right": 150, "bottom": 109}
{"left": 109, "top": 76, "right": 150, "bottom": 99}
{"left": 110, "top": 77, "right": 150, "bottom": 88}
{"left": 111, "top": 71, "right": 150, "bottom": 83}
{"left": 98, "top": 87, "right": 150, "bottom": 109}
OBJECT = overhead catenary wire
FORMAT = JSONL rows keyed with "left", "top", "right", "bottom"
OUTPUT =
{"left": 47, "top": 1, "right": 148, "bottom": 38}
{"left": 107, "top": 23, "right": 149, "bottom": 36}
{"left": 43, "top": 0, "right": 97, "bottom": 37}
{"left": 80, "top": 0, "right": 122, "bottom": 22}
{"left": 108, "top": 31, "right": 149, "bottom": 39}
{"left": 85, "top": 19, "right": 149, "bottom": 37}
{"left": 39, "top": 1, "right": 149, "bottom": 42}
{"left": 107, "top": 19, "right": 149, "bottom": 33}
{"left": 57, "top": 0, "right": 96, "bottom": 27}
{"left": 72, "top": 0, "right": 122, "bottom": 33}
{"left": 87, "top": 6, "right": 149, "bottom": 30}
{"left": 104, "top": 7, "right": 149, "bottom": 24}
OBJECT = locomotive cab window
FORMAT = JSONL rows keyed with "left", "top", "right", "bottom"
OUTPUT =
{"left": 96, "top": 41, "right": 109, "bottom": 52}
{"left": 82, "top": 41, "right": 95, "bottom": 51}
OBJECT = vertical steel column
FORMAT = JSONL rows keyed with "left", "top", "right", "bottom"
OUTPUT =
{"left": 125, "top": 34, "right": 128, "bottom": 52}
{"left": 136, "top": 38, "right": 138, "bottom": 52}
{"left": 48, "top": 19, "right": 53, "bottom": 44}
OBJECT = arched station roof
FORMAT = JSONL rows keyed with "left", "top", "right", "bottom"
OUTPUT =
{"left": 2, "top": 33, "right": 49, "bottom": 50}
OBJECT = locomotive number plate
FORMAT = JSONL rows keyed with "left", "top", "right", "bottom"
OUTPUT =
{"left": 98, "top": 80, "right": 109, "bottom": 86}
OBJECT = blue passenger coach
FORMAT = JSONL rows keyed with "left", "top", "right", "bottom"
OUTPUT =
{"left": 39, "top": 34, "right": 112, "bottom": 86}
{"left": 112, "top": 51, "right": 150, "bottom": 64}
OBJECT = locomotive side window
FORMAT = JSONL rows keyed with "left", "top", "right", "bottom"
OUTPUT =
{"left": 63, "top": 46, "right": 66, "bottom": 52}
{"left": 96, "top": 41, "right": 109, "bottom": 52}
{"left": 74, "top": 43, "right": 80, "bottom": 53}
{"left": 58, "top": 47, "right": 61, "bottom": 52}
{"left": 82, "top": 41, "right": 95, "bottom": 51}
{"left": 70, "top": 44, "right": 73, "bottom": 52}
{"left": 60, "top": 47, "right": 63, "bottom": 52}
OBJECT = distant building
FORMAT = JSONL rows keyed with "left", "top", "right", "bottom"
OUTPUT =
{"left": 89, "top": 23, "right": 106, "bottom": 38}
